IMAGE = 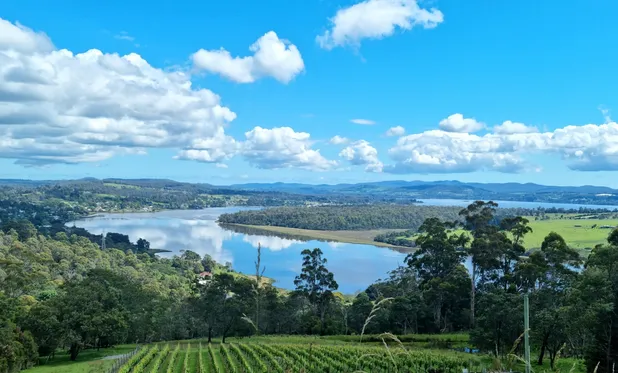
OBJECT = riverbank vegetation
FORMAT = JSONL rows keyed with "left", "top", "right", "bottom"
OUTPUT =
{"left": 223, "top": 224, "right": 408, "bottom": 249}
{"left": 2, "top": 200, "right": 618, "bottom": 373}
{"left": 218, "top": 204, "right": 618, "bottom": 231}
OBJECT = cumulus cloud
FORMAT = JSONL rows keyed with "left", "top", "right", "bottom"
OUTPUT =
{"left": 192, "top": 31, "right": 304, "bottom": 84}
{"left": 385, "top": 122, "right": 618, "bottom": 173}
{"left": 241, "top": 127, "right": 337, "bottom": 171}
{"left": 0, "top": 18, "right": 53, "bottom": 53}
{"left": 493, "top": 121, "right": 538, "bottom": 134}
{"left": 438, "top": 113, "right": 484, "bottom": 133}
{"left": 386, "top": 125, "right": 405, "bottom": 136}
{"left": 173, "top": 128, "right": 238, "bottom": 163}
{"left": 317, "top": 0, "right": 443, "bottom": 49}
{"left": 242, "top": 235, "right": 302, "bottom": 251}
{"left": 350, "top": 118, "right": 376, "bottom": 125}
{"left": 386, "top": 131, "right": 525, "bottom": 174}
{"left": 0, "top": 17, "right": 237, "bottom": 166}
{"left": 329, "top": 135, "right": 349, "bottom": 145}
{"left": 340, "top": 140, "right": 383, "bottom": 172}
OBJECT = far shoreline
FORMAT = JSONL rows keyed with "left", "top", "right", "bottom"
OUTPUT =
{"left": 221, "top": 223, "right": 414, "bottom": 253}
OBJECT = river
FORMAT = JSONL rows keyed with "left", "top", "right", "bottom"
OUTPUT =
{"left": 71, "top": 207, "right": 407, "bottom": 294}
{"left": 70, "top": 199, "right": 613, "bottom": 294}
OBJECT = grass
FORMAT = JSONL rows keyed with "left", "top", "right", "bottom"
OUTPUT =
{"left": 23, "top": 345, "right": 135, "bottom": 373}
{"left": 523, "top": 216, "right": 618, "bottom": 249}
{"left": 227, "top": 224, "right": 411, "bottom": 250}
{"left": 410, "top": 215, "right": 617, "bottom": 251}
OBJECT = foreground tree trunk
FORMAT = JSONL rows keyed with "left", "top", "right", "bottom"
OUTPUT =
{"left": 69, "top": 343, "right": 81, "bottom": 361}
{"left": 537, "top": 332, "right": 549, "bottom": 365}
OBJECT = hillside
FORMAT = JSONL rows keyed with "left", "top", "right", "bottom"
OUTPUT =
{"left": 231, "top": 180, "right": 618, "bottom": 205}
{"left": 3, "top": 178, "right": 618, "bottom": 206}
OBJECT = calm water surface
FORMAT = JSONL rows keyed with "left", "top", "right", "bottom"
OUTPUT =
{"left": 71, "top": 199, "right": 614, "bottom": 293}
{"left": 71, "top": 207, "right": 407, "bottom": 294}
{"left": 418, "top": 198, "right": 618, "bottom": 210}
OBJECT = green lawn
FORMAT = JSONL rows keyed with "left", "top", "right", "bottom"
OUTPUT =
{"left": 523, "top": 216, "right": 617, "bottom": 249}
{"left": 440, "top": 215, "right": 617, "bottom": 251}
{"left": 24, "top": 345, "right": 135, "bottom": 373}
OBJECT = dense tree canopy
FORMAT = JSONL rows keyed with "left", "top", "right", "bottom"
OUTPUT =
{"left": 2, "top": 200, "right": 618, "bottom": 373}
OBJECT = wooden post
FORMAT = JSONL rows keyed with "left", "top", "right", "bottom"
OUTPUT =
{"left": 524, "top": 294, "right": 531, "bottom": 373}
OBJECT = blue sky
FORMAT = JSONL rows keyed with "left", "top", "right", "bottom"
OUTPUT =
{"left": 1, "top": 0, "right": 618, "bottom": 186}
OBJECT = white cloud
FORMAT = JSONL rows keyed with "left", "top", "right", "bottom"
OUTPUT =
{"left": 600, "top": 106, "right": 612, "bottom": 124}
{"left": 317, "top": 0, "right": 443, "bottom": 49}
{"left": 114, "top": 31, "right": 135, "bottom": 42}
{"left": 351, "top": 118, "right": 376, "bottom": 125}
{"left": 549, "top": 123, "right": 618, "bottom": 171}
{"left": 0, "top": 17, "right": 236, "bottom": 166}
{"left": 173, "top": 128, "right": 238, "bottom": 163}
{"left": 192, "top": 31, "right": 304, "bottom": 84}
{"left": 241, "top": 127, "right": 337, "bottom": 171}
{"left": 385, "top": 122, "right": 618, "bottom": 173}
{"left": 386, "top": 131, "right": 524, "bottom": 174}
{"left": 242, "top": 235, "right": 301, "bottom": 251}
{"left": 329, "top": 135, "right": 350, "bottom": 145}
{"left": 340, "top": 140, "right": 383, "bottom": 172}
{"left": 215, "top": 163, "right": 228, "bottom": 169}
{"left": 493, "top": 121, "right": 538, "bottom": 134}
{"left": 438, "top": 113, "right": 484, "bottom": 133}
{"left": 0, "top": 18, "right": 53, "bottom": 53}
{"left": 386, "top": 125, "right": 405, "bottom": 136}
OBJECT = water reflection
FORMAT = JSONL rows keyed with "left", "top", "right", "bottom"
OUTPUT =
{"left": 71, "top": 208, "right": 407, "bottom": 294}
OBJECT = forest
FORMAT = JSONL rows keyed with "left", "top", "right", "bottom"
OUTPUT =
{"left": 217, "top": 204, "right": 612, "bottom": 231}
{"left": 1, "top": 200, "right": 617, "bottom": 373}
{"left": 374, "top": 229, "right": 417, "bottom": 247}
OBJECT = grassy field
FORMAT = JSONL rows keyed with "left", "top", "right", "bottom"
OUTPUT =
{"left": 26, "top": 336, "right": 585, "bottom": 373}
{"left": 443, "top": 216, "right": 618, "bottom": 250}
{"left": 522, "top": 216, "right": 618, "bottom": 249}
{"left": 24, "top": 345, "right": 135, "bottom": 373}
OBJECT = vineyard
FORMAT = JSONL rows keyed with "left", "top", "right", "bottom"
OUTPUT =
{"left": 114, "top": 342, "right": 483, "bottom": 373}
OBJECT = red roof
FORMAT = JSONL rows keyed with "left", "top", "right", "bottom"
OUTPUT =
{"left": 198, "top": 271, "right": 213, "bottom": 277}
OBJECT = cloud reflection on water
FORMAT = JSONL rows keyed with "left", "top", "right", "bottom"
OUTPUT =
{"left": 71, "top": 208, "right": 407, "bottom": 293}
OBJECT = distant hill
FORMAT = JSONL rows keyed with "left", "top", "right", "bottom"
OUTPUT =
{"left": 2, "top": 178, "right": 618, "bottom": 206}
{"left": 230, "top": 180, "right": 618, "bottom": 205}
{"left": 230, "top": 180, "right": 618, "bottom": 195}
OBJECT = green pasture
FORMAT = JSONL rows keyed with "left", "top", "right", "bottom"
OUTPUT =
{"left": 24, "top": 345, "right": 135, "bottom": 373}
{"left": 392, "top": 215, "right": 618, "bottom": 250}
{"left": 523, "top": 216, "right": 617, "bottom": 249}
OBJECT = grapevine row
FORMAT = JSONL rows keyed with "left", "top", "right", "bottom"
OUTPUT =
{"left": 118, "top": 346, "right": 149, "bottom": 373}
{"left": 149, "top": 344, "right": 170, "bottom": 373}
{"left": 165, "top": 344, "right": 181, "bottom": 373}
{"left": 121, "top": 341, "right": 482, "bottom": 373}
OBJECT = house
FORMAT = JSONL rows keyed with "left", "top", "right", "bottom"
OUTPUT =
{"left": 197, "top": 271, "right": 213, "bottom": 285}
